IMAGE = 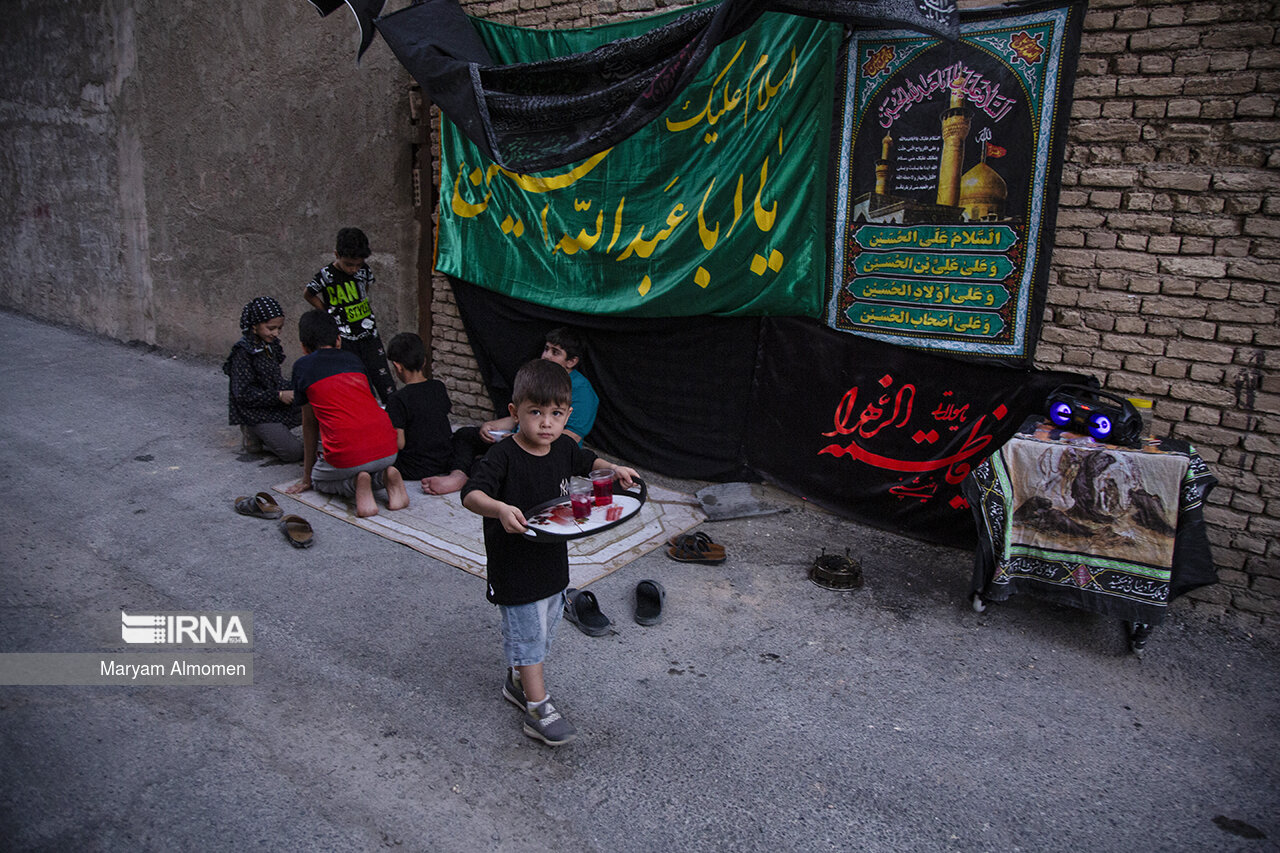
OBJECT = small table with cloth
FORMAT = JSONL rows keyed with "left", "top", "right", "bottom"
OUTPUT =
{"left": 963, "top": 416, "right": 1217, "bottom": 650}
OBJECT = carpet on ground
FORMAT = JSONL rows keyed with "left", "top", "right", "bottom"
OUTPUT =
{"left": 273, "top": 481, "right": 706, "bottom": 589}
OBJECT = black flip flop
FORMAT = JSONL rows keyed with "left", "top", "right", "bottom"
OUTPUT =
{"left": 564, "top": 588, "right": 611, "bottom": 636}
{"left": 634, "top": 580, "right": 665, "bottom": 626}
{"left": 234, "top": 491, "right": 283, "bottom": 519}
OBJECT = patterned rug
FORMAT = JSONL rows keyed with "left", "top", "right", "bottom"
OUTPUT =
{"left": 273, "top": 481, "right": 706, "bottom": 589}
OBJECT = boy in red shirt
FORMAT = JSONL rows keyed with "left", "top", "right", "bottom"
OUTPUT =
{"left": 284, "top": 310, "right": 408, "bottom": 518}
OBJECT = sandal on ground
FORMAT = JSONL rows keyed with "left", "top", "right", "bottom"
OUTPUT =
{"left": 634, "top": 580, "right": 665, "bottom": 626}
{"left": 666, "top": 535, "right": 726, "bottom": 564}
{"left": 278, "top": 514, "right": 314, "bottom": 549}
{"left": 666, "top": 531, "right": 725, "bottom": 559}
{"left": 564, "top": 588, "right": 611, "bottom": 636}
{"left": 234, "top": 491, "right": 283, "bottom": 519}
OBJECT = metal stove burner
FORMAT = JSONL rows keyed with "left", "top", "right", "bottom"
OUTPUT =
{"left": 808, "top": 550, "right": 864, "bottom": 590}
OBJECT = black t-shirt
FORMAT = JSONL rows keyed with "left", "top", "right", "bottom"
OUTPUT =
{"left": 461, "top": 435, "right": 597, "bottom": 605}
{"left": 305, "top": 263, "right": 378, "bottom": 340}
{"left": 386, "top": 380, "right": 453, "bottom": 480}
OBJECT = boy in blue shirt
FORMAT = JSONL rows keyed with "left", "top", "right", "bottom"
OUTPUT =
{"left": 462, "top": 358, "right": 636, "bottom": 746}
{"left": 481, "top": 327, "right": 599, "bottom": 446}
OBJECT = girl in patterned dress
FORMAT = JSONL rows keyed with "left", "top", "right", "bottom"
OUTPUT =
{"left": 223, "top": 296, "right": 302, "bottom": 463}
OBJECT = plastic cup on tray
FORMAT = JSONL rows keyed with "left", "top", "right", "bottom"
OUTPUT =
{"left": 568, "top": 477, "right": 593, "bottom": 520}
{"left": 589, "top": 469, "right": 614, "bottom": 506}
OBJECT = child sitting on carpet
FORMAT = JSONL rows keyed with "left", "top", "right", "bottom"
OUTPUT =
{"left": 222, "top": 296, "right": 302, "bottom": 463}
{"left": 384, "top": 331, "right": 487, "bottom": 495}
{"left": 479, "top": 326, "right": 599, "bottom": 446}
{"left": 283, "top": 310, "right": 409, "bottom": 518}
{"left": 461, "top": 358, "right": 636, "bottom": 747}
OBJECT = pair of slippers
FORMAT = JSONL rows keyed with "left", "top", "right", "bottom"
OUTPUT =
{"left": 564, "top": 581, "right": 665, "bottom": 636}
{"left": 666, "top": 531, "right": 726, "bottom": 564}
{"left": 234, "top": 491, "right": 313, "bottom": 549}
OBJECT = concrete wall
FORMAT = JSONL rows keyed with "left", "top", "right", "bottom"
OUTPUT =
{"left": 0, "top": 0, "right": 419, "bottom": 364}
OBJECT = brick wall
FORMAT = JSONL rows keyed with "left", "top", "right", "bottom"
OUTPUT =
{"left": 1046, "top": 0, "right": 1279, "bottom": 629}
{"left": 424, "top": 0, "right": 1280, "bottom": 628}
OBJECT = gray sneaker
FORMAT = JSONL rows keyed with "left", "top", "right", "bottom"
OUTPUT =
{"left": 523, "top": 699, "right": 577, "bottom": 746}
{"left": 502, "top": 668, "right": 526, "bottom": 710}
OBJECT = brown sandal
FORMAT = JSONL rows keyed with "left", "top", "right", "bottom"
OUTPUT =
{"left": 666, "top": 531, "right": 725, "bottom": 559}
{"left": 278, "top": 514, "right": 314, "bottom": 549}
{"left": 666, "top": 533, "right": 725, "bottom": 564}
{"left": 234, "top": 491, "right": 283, "bottom": 519}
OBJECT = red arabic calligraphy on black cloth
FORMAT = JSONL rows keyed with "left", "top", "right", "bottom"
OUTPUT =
{"left": 747, "top": 317, "right": 1085, "bottom": 545}
{"left": 450, "top": 279, "right": 1085, "bottom": 547}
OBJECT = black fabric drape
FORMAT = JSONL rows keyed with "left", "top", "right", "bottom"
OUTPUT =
{"left": 449, "top": 281, "right": 1090, "bottom": 545}
{"left": 307, "top": 0, "right": 347, "bottom": 14}
{"left": 449, "top": 278, "right": 759, "bottom": 481}
{"left": 308, "top": 0, "right": 386, "bottom": 59}
{"left": 375, "top": 0, "right": 957, "bottom": 172}
{"left": 747, "top": 317, "right": 1089, "bottom": 546}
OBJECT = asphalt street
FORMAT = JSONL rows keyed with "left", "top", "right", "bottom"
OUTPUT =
{"left": 1, "top": 309, "right": 1277, "bottom": 852}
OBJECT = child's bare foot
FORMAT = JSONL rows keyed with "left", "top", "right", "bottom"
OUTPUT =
{"left": 355, "top": 471, "right": 379, "bottom": 518}
{"left": 385, "top": 466, "right": 409, "bottom": 511}
{"left": 422, "top": 470, "right": 467, "bottom": 495}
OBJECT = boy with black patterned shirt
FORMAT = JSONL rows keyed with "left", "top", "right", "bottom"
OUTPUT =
{"left": 303, "top": 226, "right": 396, "bottom": 404}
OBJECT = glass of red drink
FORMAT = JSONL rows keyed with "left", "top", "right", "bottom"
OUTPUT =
{"left": 589, "top": 468, "right": 614, "bottom": 506}
{"left": 568, "top": 477, "right": 593, "bottom": 520}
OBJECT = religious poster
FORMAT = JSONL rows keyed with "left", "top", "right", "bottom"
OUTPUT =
{"left": 827, "top": 0, "right": 1085, "bottom": 365}
{"left": 436, "top": 12, "right": 842, "bottom": 318}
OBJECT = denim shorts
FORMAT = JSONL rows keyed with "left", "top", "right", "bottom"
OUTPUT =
{"left": 499, "top": 590, "right": 566, "bottom": 668}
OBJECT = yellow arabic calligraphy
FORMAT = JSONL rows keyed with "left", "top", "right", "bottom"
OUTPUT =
{"left": 491, "top": 149, "right": 613, "bottom": 194}
{"left": 754, "top": 154, "right": 777, "bottom": 232}
{"left": 613, "top": 141, "right": 778, "bottom": 261}
{"left": 451, "top": 149, "right": 615, "bottom": 218}
{"left": 616, "top": 204, "right": 689, "bottom": 261}
{"left": 451, "top": 168, "right": 491, "bottom": 218}
{"left": 553, "top": 209, "right": 604, "bottom": 255}
{"left": 666, "top": 43, "right": 798, "bottom": 137}
{"left": 447, "top": 42, "right": 786, "bottom": 271}
{"left": 697, "top": 178, "right": 720, "bottom": 251}
{"left": 667, "top": 42, "right": 748, "bottom": 133}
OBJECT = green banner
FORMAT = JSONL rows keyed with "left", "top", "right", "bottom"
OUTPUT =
{"left": 436, "top": 11, "right": 841, "bottom": 318}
